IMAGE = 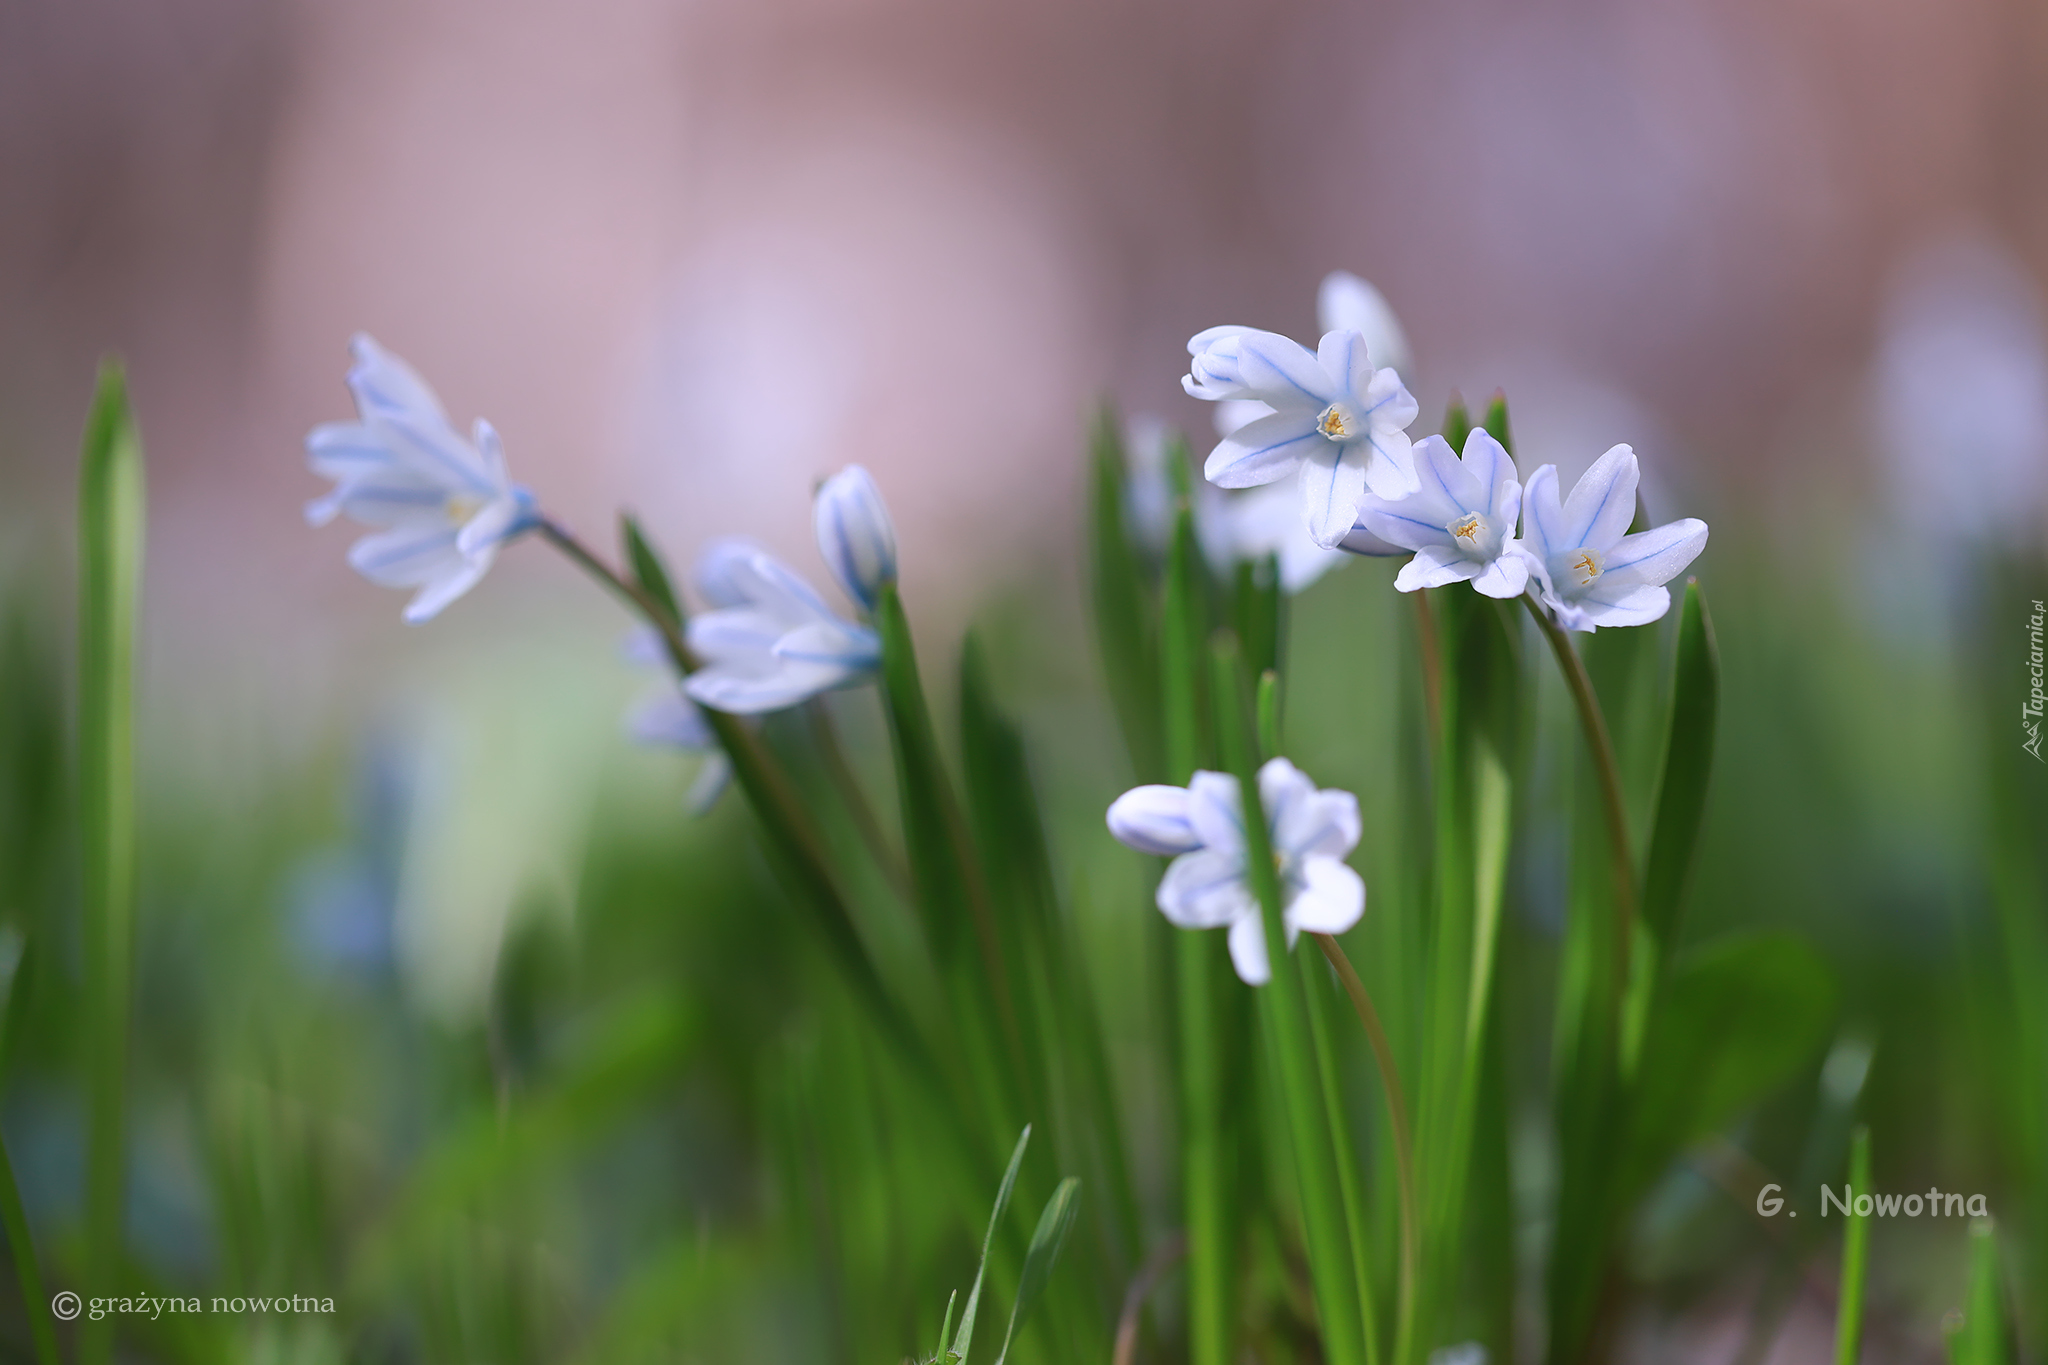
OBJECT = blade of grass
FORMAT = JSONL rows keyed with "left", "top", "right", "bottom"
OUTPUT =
{"left": 1212, "top": 633, "right": 1365, "bottom": 1365}
{"left": 994, "top": 1176, "right": 1082, "bottom": 1365}
{"left": 1834, "top": 1125, "right": 1871, "bottom": 1365}
{"left": 79, "top": 361, "right": 145, "bottom": 1365}
{"left": 954, "top": 1127, "right": 1032, "bottom": 1365}
{"left": 0, "top": 932, "right": 57, "bottom": 1365}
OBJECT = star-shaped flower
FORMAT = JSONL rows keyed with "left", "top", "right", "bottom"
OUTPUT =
{"left": 1184, "top": 326, "right": 1419, "bottom": 549}
{"left": 305, "top": 335, "right": 539, "bottom": 623}
{"left": 1107, "top": 758, "right": 1365, "bottom": 985}
{"left": 1352, "top": 428, "right": 1529, "bottom": 598}
{"left": 1519, "top": 445, "right": 1708, "bottom": 631}
{"left": 682, "top": 540, "right": 880, "bottom": 714}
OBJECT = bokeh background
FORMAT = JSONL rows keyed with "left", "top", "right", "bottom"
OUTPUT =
{"left": 2, "top": 0, "right": 2046, "bottom": 1361}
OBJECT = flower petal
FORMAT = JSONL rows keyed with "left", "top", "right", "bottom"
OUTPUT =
{"left": 1227, "top": 912, "right": 1272, "bottom": 986}
{"left": 773, "top": 619, "right": 882, "bottom": 672}
{"left": 1301, "top": 442, "right": 1368, "bottom": 549}
{"left": 1460, "top": 429, "right": 1518, "bottom": 508}
{"left": 1361, "top": 366, "right": 1420, "bottom": 438}
{"left": 1520, "top": 464, "right": 1565, "bottom": 562}
{"left": 685, "top": 658, "right": 857, "bottom": 714}
{"left": 1213, "top": 398, "right": 1275, "bottom": 439}
{"left": 1287, "top": 857, "right": 1365, "bottom": 935}
{"left": 1337, "top": 521, "right": 1407, "bottom": 557}
{"left": 1359, "top": 494, "right": 1454, "bottom": 553}
{"left": 1318, "top": 329, "right": 1371, "bottom": 401}
{"left": 688, "top": 608, "right": 788, "bottom": 663}
{"left": 1186, "top": 770, "right": 1245, "bottom": 856}
{"left": 455, "top": 490, "right": 537, "bottom": 557}
{"left": 814, "top": 465, "right": 897, "bottom": 611}
{"left": 402, "top": 552, "right": 493, "bottom": 624}
{"left": 694, "top": 537, "right": 773, "bottom": 609}
{"left": 685, "top": 752, "right": 733, "bottom": 815}
{"left": 1577, "top": 583, "right": 1672, "bottom": 627}
{"left": 1360, "top": 426, "right": 1419, "bottom": 501}
{"left": 1393, "top": 544, "right": 1483, "bottom": 592}
{"left": 1599, "top": 517, "right": 1708, "bottom": 588}
{"left": 1158, "top": 848, "right": 1254, "bottom": 929}
{"left": 307, "top": 421, "right": 398, "bottom": 482}
{"left": 1107, "top": 784, "right": 1203, "bottom": 856}
{"left": 1317, "top": 271, "right": 1411, "bottom": 377}
{"left": 1232, "top": 330, "right": 1339, "bottom": 408}
{"left": 1559, "top": 445, "right": 1639, "bottom": 551}
{"left": 1408, "top": 434, "right": 1481, "bottom": 519}
{"left": 629, "top": 690, "right": 718, "bottom": 750}
{"left": 348, "top": 524, "right": 463, "bottom": 586}
{"left": 1205, "top": 411, "right": 1323, "bottom": 488}
{"left": 1268, "top": 776, "right": 1359, "bottom": 861}
{"left": 1469, "top": 553, "right": 1530, "bottom": 599}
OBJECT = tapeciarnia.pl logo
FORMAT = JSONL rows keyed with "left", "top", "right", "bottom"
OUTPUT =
{"left": 2026, "top": 599, "right": 2044, "bottom": 762}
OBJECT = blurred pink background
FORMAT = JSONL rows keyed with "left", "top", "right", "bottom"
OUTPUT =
{"left": 3, "top": 0, "right": 2046, "bottom": 678}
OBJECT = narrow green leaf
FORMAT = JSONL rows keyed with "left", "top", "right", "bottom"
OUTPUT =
{"left": 938, "top": 1289, "right": 959, "bottom": 1363}
{"left": 954, "top": 1127, "right": 1033, "bottom": 1365}
{"left": 1945, "top": 1219, "right": 2013, "bottom": 1365}
{"left": 619, "top": 513, "right": 684, "bottom": 626}
{"left": 1232, "top": 557, "right": 1283, "bottom": 682}
{"left": 1090, "top": 408, "right": 1163, "bottom": 781}
{"left": 1480, "top": 390, "right": 1512, "bottom": 454}
{"left": 994, "top": 1177, "right": 1082, "bottom": 1365}
{"left": 1441, "top": 392, "right": 1473, "bottom": 452}
{"left": 1162, "top": 492, "right": 1210, "bottom": 781}
{"left": 1641, "top": 579, "right": 1719, "bottom": 948}
{"left": 1835, "top": 1125, "right": 1871, "bottom": 1365}
{"left": 1255, "top": 670, "right": 1281, "bottom": 759}
{"left": 78, "top": 361, "right": 145, "bottom": 1365}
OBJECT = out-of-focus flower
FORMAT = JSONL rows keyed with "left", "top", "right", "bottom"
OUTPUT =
{"left": 623, "top": 629, "right": 731, "bottom": 813}
{"left": 305, "top": 335, "right": 539, "bottom": 623}
{"left": 1106, "top": 758, "right": 1364, "bottom": 986}
{"left": 1355, "top": 429, "right": 1528, "bottom": 599}
{"left": 1183, "top": 325, "right": 1419, "bottom": 548}
{"left": 813, "top": 465, "right": 897, "bottom": 611}
{"left": 1318, "top": 270, "right": 1413, "bottom": 380}
{"left": 1520, "top": 446, "right": 1707, "bottom": 631}
{"left": 683, "top": 540, "right": 880, "bottom": 714}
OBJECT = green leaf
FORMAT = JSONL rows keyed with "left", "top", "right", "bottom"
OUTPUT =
{"left": 1441, "top": 393, "right": 1473, "bottom": 452}
{"left": 1161, "top": 483, "right": 1211, "bottom": 782}
{"left": 1089, "top": 407, "right": 1163, "bottom": 781}
{"left": 1622, "top": 931, "right": 1838, "bottom": 1202}
{"left": 953, "top": 1127, "right": 1032, "bottom": 1365}
{"left": 619, "top": 513, "right": 684, "bottom": 627}
{"left": 1480, "top": 390, "right": 1512, "bottom": 454}
{"left": 1835, "top": 1125, "right": 1871, "bottom": 1365}
{"left": 1945, "top": 1219, "right": 2014, "bottom": 1365}
{"left": 78, "top": 360, "right": 144, "bottom": 1365}
{"left": 1231, "top": 557, "right": 1283, "bottom": 683}
{"left": 1641, "top": 579, "right": 1719, "bottom": 948}
{"left": 994, "top": 1177, "right": 1082, "bottom": 1365}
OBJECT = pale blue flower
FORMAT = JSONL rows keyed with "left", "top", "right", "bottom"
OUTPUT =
{"left": 1184, "top": 324, "right": 1418, "bottom": 548}
{"left": 1318, "top": 270, "right": 1413, "bottom": 379}
{"left": 1519, "top": 445, "right": 1708, "bottom": 631}
{"left": 1354, "top": 429, "right": 1529, "bottom": 599}
{"left": 814, "top": 464, "right": 897, "bottom": 611}
{"left": 305, "top": 335, "right": 539, "bottom": 623}
{"left": 1107, "top": 758, "right": 1364, "bottom": 986}
{"left": 623, "top": 629, "right": 731, "bottom": 813}
{"left": 683, "top": 540, "right": 880, "bottom": 714}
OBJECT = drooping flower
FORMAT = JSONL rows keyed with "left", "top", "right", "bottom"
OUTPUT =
{"left": 814, "top": 464, "right": 897, "bottom": 611}
{"left": 1318, "top": 270, "right": 1413, "bottom": 380}
{"left": 622, "top": 629, "right": 731, "bottom": 813}
{"left": 305, "top": 335, "right": 539, "bottom": 623}
{"left": 1352, "top": 428, "right": 1529, "bottom": 598}
{"left": 682, "top": 540, "right": 880, "bottom": 714}
{"left": 1183, "top": 325, "right": 1419, "bottom": 549}
{"left": 1518, "top": 445, "right": 1708, "bottom": 631}
{"left": 1106, "top": 758, "right": 1365, "bottom": 986}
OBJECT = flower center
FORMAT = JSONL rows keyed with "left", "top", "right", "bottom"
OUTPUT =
{"left": 445, "top": 494, "right": 486, "bottom": 527}
{"left": 1551, "top": 546, "right": 1604, "bottom": 591}
{"left": 1446, "top": 511, "right": 1502, "bottom": 560}
{"left": 1317, "top": 401, "right": 1360, "bottom": 441}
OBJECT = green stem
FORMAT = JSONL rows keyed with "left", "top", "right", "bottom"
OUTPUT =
{"left": 1316, "top": 934, "right": 1417, "bottom": 1364}
{"left": 1411, "top": 589, "right": 1443, "bottom": 747}
{"left": 1835, "top": 1126, "right": 1871, "bottom": 1365}
{"left": 1303, "top": 943, "right": 1383, "bottom": 1365}
{"left": 79, "top": 365, "right": 144, "bottom": 1365}
{"left": 1522, "top": 593, "right": 1637, "bottom": 1002}
{"left": 806, "top": 699, "right": 912, "bottom": 899}
{"left": 1212, "top": 636, "right": 1364, "bottom": 1365}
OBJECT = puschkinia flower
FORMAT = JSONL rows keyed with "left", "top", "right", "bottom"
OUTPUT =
{"left": 1353, "top": 429, "right": 1529, "bottom": 599}
{"left": 1183, "top": 325, "right": 1419, "bottom": 549}
{"left": 814, "top": 465, "right": 897, "bottom": 611}
{"left": 1106, "top": 758, "right": 1365, "bottom": 986}
{"left": 682, "top": 540, "right": 880, "bottom": 714}
{"left": 623, "top": 630, "right": 731, "bottom": 813}
{"left": 305, "top": 335, "right": 538, "bottom": 623}
{"left": 1318, "top": 271, "right": 1413, "bottom": 380}
{"left": 1519, "top": 445, "right": 1708, "bottom": 631}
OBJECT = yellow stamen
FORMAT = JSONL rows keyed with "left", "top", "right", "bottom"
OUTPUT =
{"left": 1319, "top": 406, "right": 1350, "bottom": 439}
{"left": 1451, "top": 513, "right": 1484, "bottom": 541}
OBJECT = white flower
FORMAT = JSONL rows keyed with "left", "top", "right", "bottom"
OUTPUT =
{"left": 1204, "top": 481, "right": 1350, "bottom": 594}
{"left": 622, "top": 630, "right": 731, "bottom": 813}
{"left": 1354, "top": 429, "right": 1529, "bottom": 599}
{"left": 1519, "top": 445, "right": 1708, "bottom": 631}
{"left": 1318, "top": 271, "right": 1413, "bottom": 380}
{"left": 814, "top": 464, "right": 897, "bottom": 611}
{"left": 1184, "top": 325, "right": 1419, "bottom": 549}
{"left": 1106, "top": 758, "right": 1365, "bottom": 986}
{"left": 682, "top": 539, "right": 880, "bottom": 714}
{"left": 305, "top": 335, "right": 539, "bottom": 623}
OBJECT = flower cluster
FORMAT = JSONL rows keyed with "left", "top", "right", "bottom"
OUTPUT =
{"left": 1107, "top": 758, "right": 1365, "bottom": 985}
